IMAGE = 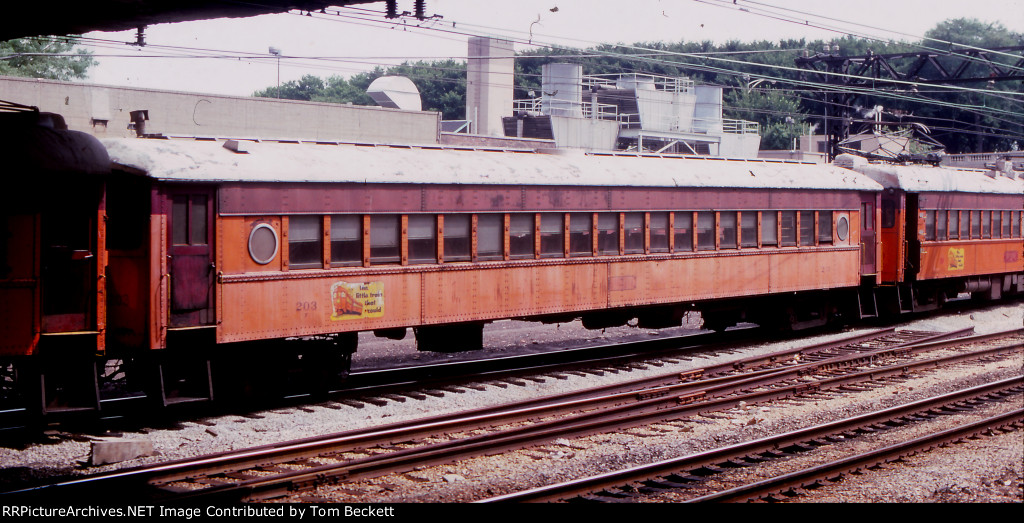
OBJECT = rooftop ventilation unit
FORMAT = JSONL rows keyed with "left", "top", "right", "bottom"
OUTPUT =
{"left": 367, "top": 76, "right": 422, "bottom": 111}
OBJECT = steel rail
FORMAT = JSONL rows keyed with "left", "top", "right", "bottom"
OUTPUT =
{"left": 4, "top": 328, "right": 1013, "bottom": 502}
{"left": 687, "top": 407, "right": 1024, "bottom": 503}
{"left": 158, "top": 332, "right": 1023, "bottom": 501}
{"left": 480, "top": 376, "right": 1024, "bottom": 503}
{"left": 107, "top": 329, "right": 969, "bottom": 486}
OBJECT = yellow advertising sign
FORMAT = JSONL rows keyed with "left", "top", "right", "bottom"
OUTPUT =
{"left": 330, "top": 281, "right": 384, "bottom": 321}
{"left": 947, "top": 247, "right": 965, "bottom": 271}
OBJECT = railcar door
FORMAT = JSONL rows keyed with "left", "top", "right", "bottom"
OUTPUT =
{"left": 859, "top": 193, "right": 877, "bottom": 276}
{"left": 40, "top": 188, "right": 101, "bottom": 333}
{"left": 879, "top": 191, "right": 906, "bottom": 283}
{"left": 167, "top": 188, "right": 215, "bottom": 328}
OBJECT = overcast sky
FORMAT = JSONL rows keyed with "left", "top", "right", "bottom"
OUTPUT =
{"left": 83, "top": 0, "right": 1024, "bottom": 96}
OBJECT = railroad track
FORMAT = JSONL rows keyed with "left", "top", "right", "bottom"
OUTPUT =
{"left": 6, "top": 327, "right": 1019, "bottom": 502}
{"left": 482, "top": 377, "right": 1024, "bottom": 503}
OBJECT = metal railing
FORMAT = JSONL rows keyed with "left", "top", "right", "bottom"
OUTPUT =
{"left": 583, "top": 73, "right": 695, "bottom": 93}
{"left": 513, "top": 97, "right": 621, "bottom": 121}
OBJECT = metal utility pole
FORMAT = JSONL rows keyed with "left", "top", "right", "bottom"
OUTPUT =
{"left": 796, "top": 45, "right": 1024, "bottom": 161}
{"left": 269, "top": 46, "right": 281, "bottom": 98}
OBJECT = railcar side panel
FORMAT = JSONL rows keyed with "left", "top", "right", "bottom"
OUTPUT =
{"left": 149, "top": 215, "right": 169, "bottom": 350}
{"left": 213, "top": 243, "right": 865, "bottom": 343}
{"left": 918, "top": 240, "right": 1023, "bottom": 280}
{"left": 913, "top": 192, "right": 1024, "bottom": 282}
{"left": 217, "top": 272, "right": 424, "bottom": 343}
{"left": 769, "top": 248, "right": 863, "bottom": 293}
{"left": 0, "top": 214, "right": 39, "bottom": 355}
{"left": 218, "top": 184, "right": 867, "bottom": 215}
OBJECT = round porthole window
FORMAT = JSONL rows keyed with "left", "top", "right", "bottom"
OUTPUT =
{"left": 837, "top": 215, "right": 850, "bottom": 242}
{"left": 248, "top": 223, "right": 279, "bottom": 265}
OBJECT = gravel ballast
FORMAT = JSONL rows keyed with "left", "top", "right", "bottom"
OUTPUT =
{"left": 0, "top": 301, "right": 1021, "bottom": 503}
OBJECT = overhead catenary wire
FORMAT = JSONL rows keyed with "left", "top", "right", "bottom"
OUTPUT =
{"left": 8, "top": 7, "right": 1020, "bottom": 143}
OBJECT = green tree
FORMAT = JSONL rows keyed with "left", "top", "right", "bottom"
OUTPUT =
{"left": 916, "top": 19, "right": 1024, "bottom": 153}
{"left": 252, "top": 18, "right": 1022, "bottom": 153}
{"left": 253, "top": 60, "right": 467, "bottom": 120}
{"left": 725, "top": 87, "right": 804, "bottom": 150}
{"left": 0, "top": 37, "right": 95, "bottom": 80}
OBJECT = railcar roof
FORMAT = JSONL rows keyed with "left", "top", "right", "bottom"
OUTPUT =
{"left": 102, "top": 138, "right": 883, "bottom": 192}
{"left": 839, "top": 157, "right": 1023, "bottom": 195}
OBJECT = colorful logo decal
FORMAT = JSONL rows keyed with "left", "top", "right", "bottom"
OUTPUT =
{"left": 947, "top": 247, "right": 965, "bottom": 271}
{"left": 331, "top": 281, "right": 384, "bottom": 321}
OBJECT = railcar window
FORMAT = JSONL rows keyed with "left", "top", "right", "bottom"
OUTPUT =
{"left": 971, "top": 210, "right": 981, "bottom": 239}
{"left": 740, "top": 212, "right": 757, "bottom": 248}
{"left": 288, "top": 216, "right": 322, "bottom": 269}
{"left": 960, "top": 210, "right": 969, "bottom": 240}
{"left": 719, "top": 212, "right": 737, "bottom": 249}
{"left": 836, "top": 215, "right": 850, "bottom": 242}
{"left": 509, "top": 214, "right": 535, "bottom": 259}
{"left": 673, "top": 212, "right": 693, "bottom": 252}
{"left": 936, "top": 211, "right": 947, "bottom": 240}
{"left": 1014, "top": 211, "right": 1021, "bottom": 237}
{"left": 443, "top": 214, "right": 471, "bottom": 262}
{"left": 539, "top": 214, "right": 564, "bottom": 258}
{"left": 172, "top": 195, "right": 207, "bottom": 246}
{"left": 190, "top": 196, "right": 208, "bottom": 245}
{"left": 1001, "top": 211, "right": 1011, "bottom": 238}
{"left": 172, "top": 196, "right": 188, "bottom": 245}
{"left": 881, "top": 200, "right": 896, "bottom": 229}
{"left": 370, "top": 215, "right": 401, "bottom": 264}
{"left": 407, "top": 215, "right": 437, "bottom": 264}
{"left": 924, "top": 211, "right": 936, "bottom": 241}
{"left": 761, "top": 211, "right": 778, "bottom": 246}
{"left": 650, "top": 212, "right": 669, "bottom": 253}
{"left": 477, "top": 214, "right": 504, "bottom": 260}
{"left": 696, "top": 212, "right": 715, "bottom": 251}
{"left": 799, "top": 211, "right": 815, "bottom": 246}
{"left": 949, "top": 211, "right": 959, "bottom": 240}
{"left": 982, "top": 211, "right": 991, "bottom": 239}
{"left": 818, "top": 211, "right": 833, "bottom": 244}
{"left": 862, "top": 203, "right": 874, "bottom": 231}
{"left": 993, "top": 211, "right": 1002, "bottom": 239}
{"left": 248, "top": 223, "right": 278, "bottom": 265}
{"left": 569, "top": 213, "right": 593, "bottom": 257}
{"left": 624, "top": 213, "right": 644, "bottom": 254}
{"left": 597, "top": 213, "right": 619, "bottom": 255}
{"left": 780, "top": 211, "right": 797, "bottom": 247}
{"left": 330, "top": 215, "right": 362, "bottom": 266}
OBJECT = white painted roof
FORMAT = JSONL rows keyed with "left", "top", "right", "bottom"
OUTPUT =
{"left": 838, "top": 154, "right": 1023, "bottom": 195}
{"left": 102, "top": 138, "right": 883, "bottom": 192}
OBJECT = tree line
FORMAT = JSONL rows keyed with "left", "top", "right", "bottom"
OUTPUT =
{"left": 3, "top": 19, "right": 1020, "bottom": 153}
{"left": 252, "top": 18, "right": 1022, "bottom": 153}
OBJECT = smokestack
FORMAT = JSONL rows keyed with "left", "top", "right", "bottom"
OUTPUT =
{"left": 466, "top": 36, "right": 514, "bottom": 136}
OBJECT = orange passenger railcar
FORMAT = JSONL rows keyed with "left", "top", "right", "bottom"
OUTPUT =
{"left": 97, "top": 138, "right": 884, "bottom": 365}
{"left": 1, "top": 109, "right": 111, "bottom": 414}
{"left": 5, "top": 112, "right": 1022, "bottom": 418}
{"left": 839, "top": 155, "right": 1024, "bottom": 315}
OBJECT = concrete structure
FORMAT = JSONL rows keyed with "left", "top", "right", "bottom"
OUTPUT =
{"left": 504, "top": 65, "right": 761, "bottom": 157}
{"left": 0, "top": 76, "right": 440, "bottom": 144}
{"left": 942, "top": 151, "right": 1024, "bottom": 171}
{"left": 466, "top": 37, "right": 515, "bottom": 137}
{"left": 758, "top": 149, "right": 827, "bottom": 163}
